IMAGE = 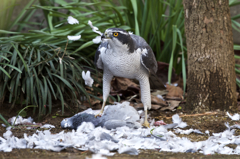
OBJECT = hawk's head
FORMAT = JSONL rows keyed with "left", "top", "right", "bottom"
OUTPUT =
{"left": 102, "top": 28, "right": 135, "bottom": 52}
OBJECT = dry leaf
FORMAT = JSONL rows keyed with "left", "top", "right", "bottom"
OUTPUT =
{"left": 151, "top": 95, "right": 168, "bottom": 106}
{"left": 90, "top": 99, "right": 101, "bottom": 105}
{"left": 133, "top": 103, "right": 162, "bottom": 110}
{"left": 166, "top": 84, "right": 183, "bottom": 100}
{"left": 133, "top": 103, "right": 144, "bottom": 109}
{"left": 151, "top": 104, "right": 162, "bottom": 110}
{"left": 151, "top": 90, "right": 168, "bottom": 96}
{"left": 111, "top": 77, "right": 139, "bottom": 91}
{"left": 160, "top": 100, "right": 181, "bottom": 111}
{"left": 110, "top": 77, "right": 140, "bottom": 98}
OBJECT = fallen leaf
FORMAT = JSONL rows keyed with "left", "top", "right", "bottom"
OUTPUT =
{"left": 166, "top": 84, "right": 183, "bottom": 100}
{"left": 133, "top": 103, "right": 144, "bottom": 109}
{"left": 133, "top": 103, "right": 162, "bottom": 110}
{"left": 151, "top": 95, "right": 168, "bottom": 106}
{"left": 90, "top": 98, "right": 101, "bottom": 105}
{"left": 151, "top": 104, "right": 162, "bottom": 110}
{"left": 151, "top": 90, "right": 168, "bottom": 96}
{"left": 111, "top": 77, "right": 139, "bottom": 91}
{"left": 110, "top": 77, "right": 139, "bottom": 98}
{"left": 160, "top": 100, "right": 181, "bottom": 111}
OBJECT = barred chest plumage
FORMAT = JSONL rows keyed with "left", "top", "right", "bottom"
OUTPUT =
{"left": 101, "top": 46, "right": 147, "bottom": 80}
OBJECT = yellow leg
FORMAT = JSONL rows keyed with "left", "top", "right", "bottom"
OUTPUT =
{"left": 142, "top": 109, "right": 150, "bottom": 127}
{"left": 95, "top": 101, "right": 106, "bottom": 117}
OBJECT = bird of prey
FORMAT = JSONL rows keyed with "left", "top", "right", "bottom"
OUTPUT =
{"left": 94, "top": 28, "right": 165, "bottom": 127}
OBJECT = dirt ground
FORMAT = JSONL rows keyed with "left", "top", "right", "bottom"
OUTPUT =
{"left": 1, "top": 102, "right": 240, "bottom": 159}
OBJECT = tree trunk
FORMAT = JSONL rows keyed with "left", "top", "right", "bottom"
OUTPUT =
{"left": 183, "top": 0, "right": 237, "bottom": 112}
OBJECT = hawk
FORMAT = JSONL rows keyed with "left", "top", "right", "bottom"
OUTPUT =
{"left": 94, "top": 28, "right": 164, "bottom": 127}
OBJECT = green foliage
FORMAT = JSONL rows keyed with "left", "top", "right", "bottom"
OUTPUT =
{"left": 0, "top": 0, "right": 36, "bottom": 31}
{"left": 0, "top": 0, "right": 127, "bottom": 116}
{"left": 0, "top": 114, "right": 11, "bottom": 127}
{"left": 234, "top": 45, "right": 240, "bottom": 87}
{"left": 230, "top": 0, "right": 240, "bottom": 88}
{"left": 0, "top": 41, "right": 96, "bottom": 116}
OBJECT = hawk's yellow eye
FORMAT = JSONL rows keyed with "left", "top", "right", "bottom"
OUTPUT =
{"left": 113, "top": 32, "right": 118, "bottom": 37}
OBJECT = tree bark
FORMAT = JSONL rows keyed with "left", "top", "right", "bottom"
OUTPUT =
{"left": 183, "top": 0, "right": 237, "bottom": 112}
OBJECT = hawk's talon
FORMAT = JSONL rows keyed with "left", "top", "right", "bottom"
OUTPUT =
{"left": 94, "top": 114, "right": 102, "bottom": 118}
{"left": 95, "top": 110, "right": 104, "bottom": 118}
{"left": 142, "top": 121, "right": 150, "bottom": 128}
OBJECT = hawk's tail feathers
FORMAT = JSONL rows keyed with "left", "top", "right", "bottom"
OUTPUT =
{"left": 149, "top": 72, "right": 166, "bottom": 90}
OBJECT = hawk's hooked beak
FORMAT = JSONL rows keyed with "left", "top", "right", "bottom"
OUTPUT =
{"left": 101, "top": 32, "right": 111, "bottom": 40}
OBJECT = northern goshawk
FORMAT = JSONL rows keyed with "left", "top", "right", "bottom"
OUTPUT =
{"left": 94, "top": 28, "right": 164, "bottom": 127}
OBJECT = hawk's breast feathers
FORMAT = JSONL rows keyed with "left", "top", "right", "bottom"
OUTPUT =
{"left": 94, "top": 32, "right": 157, "bottom": 75}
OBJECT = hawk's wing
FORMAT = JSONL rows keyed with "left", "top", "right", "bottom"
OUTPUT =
{"left": 130, "top": 34, "right": 158, "bottom": 74}
{"left": 131, "top": 34, "right": 165, "bottom": 89}
{"left": 94, "top": 41, "right": 108, "bottom": 69}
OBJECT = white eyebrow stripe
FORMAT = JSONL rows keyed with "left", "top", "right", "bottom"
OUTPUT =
{"left": 106, "top": 29, "right": 129, "bottom": 35}
{"left": 116, "top": 30, "right": 128, "bottom": 35}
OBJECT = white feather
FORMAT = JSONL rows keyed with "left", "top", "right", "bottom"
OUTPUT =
{"left": 67, "top": 35, "right": 81, "bottom": 41}
{"left": 40, "top": 124, "right": 55, "bottom": 129}
{"left": 92, "top": 36, "right": 101, "bottom": 44}
{"left": 88, "top": 20, "right": 102, "bottom": 35}
{"left": 67, "top": 16, "right": 79, "bottom": 24}
{"left": 172, "top": 114, "right": 187, "bottom": 128}
{"left": 226, "top": 112, "right": 240, "bottom": 121}
{"left": 157, "top": 94, "right": 165, "bottom": 101}
{"left": 82, "top": 71, "right": 94, "bottom": 87}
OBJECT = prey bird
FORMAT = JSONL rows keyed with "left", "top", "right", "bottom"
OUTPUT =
{"left": 94, "top": 28, "right": 165, "bottom": 127}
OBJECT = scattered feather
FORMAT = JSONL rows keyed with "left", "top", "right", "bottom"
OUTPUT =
{"left": 82, "top": 71, "right": 94, "bottom": 87}
{"left": 205, "top": 130, "right": 210, "bottom": 136}
{"left": 88, "top": 20, "right": 102, "bottom": 35}
{"left": 67, "top": 16, "right": 79, "bottom": 24}
{"left": 67, "top": 35, "right": 81, "bottom": 41}
{"left": 156, "top": 94, "right": 165, "bottom": 101}
{"left": 118, "top": 147, "right": 139, "bottom": 155}
{"left": 3, "top": 104, "right": 240, "bottom": 156}
{"left": 226, "top": 112, "right": 240, "bottom": 121}
{"left": 8, "top": 116, "right": 33, "bottom": 125}
{"left": 172, "top": 114, "right": 187, "bottom": 128}
{"left": 175, "top": 128, "right": 204, "bottom": 135}
{"left": 40, "top": 124, "right": 55, "bottom": 129}
{"left": 92, "top": 36, "right": 101, "bottom": 44}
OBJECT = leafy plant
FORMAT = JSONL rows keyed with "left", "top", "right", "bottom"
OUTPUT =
{"left": 230, "top": 0, "right": 240, "bottom": 88}
{"left": 234, "top": 44, "right": 240, "bottom": 87}
{"left": 0, "top": 0, "right": 127, "bottom": 116}
{"left": 0, "top": 0, "right": 36, "bottom": 32}
{"left": 0, "top": 41, "right": 95, "bottom": 116}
